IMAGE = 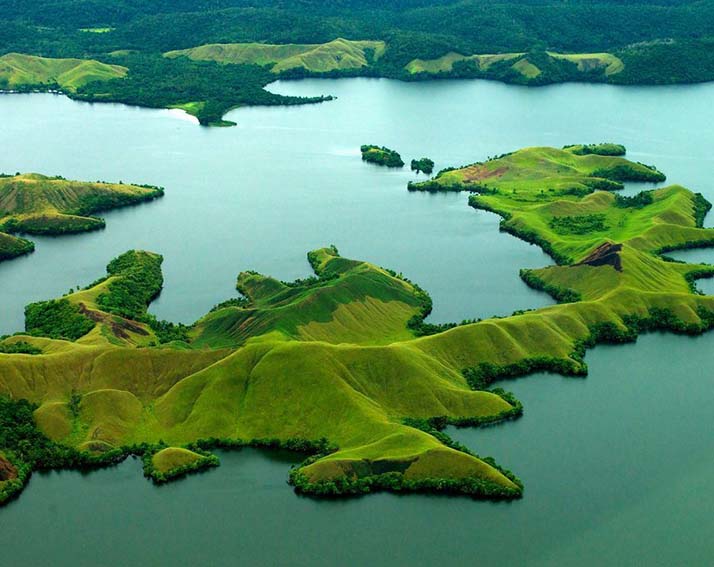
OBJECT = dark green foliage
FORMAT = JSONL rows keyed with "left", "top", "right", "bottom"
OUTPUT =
{"left": 582, "top": 178, "right": 623, "bottom": 192}
{"left": 3, "top": 214, "right": 105, "bottom": 235}
{"left": 657, "top": 238, "right": 714, "bottom": 255}
{"left": 614, "top": 39, "right": 714, "bottom": 85}
{"left": 463, "top": 357, "right": 584, "bottom": 391}
{"left": 0, "top": 396, "right": 127, "bottom": 504}
{"left": 411, "top": 157, "right": 434, "bottom": 174}
{"left": 24, "top": 298, "right": 95, "bottom": 340}
{"left": 145, "top": 316, "right": 190, "bottom": 344}
{"left": 614, "top": 191, "right": 654, "bottom": 209}
{"left": 0, "top": 341, "right": 42, "bottom": 355}
{"left": 288, "top": 467, "right": 521, "bottom": 500}
{"left": 361, "top": 145, "right": 404, "bottom": 168}
{"left": 549, "top": 214, "right": 609, "bottom": 235}
{"left": 3, "top": 1, "right": 714, "bottom": 106}
{"left": 68, "top": 185, "right": 164, "bottom": 216}
{"left": 592, "top": 164, "right": 665, "bottom": 183}
{"left": 94, "top": 250, "right": 189, "bottom": 343}
{"left": 209, "top": 297, "right": 251, "bottom": 312}
{"left": 693, "top": 193, "right": 712, "bottom": 228}
{"left": 75, "top": 53, "right": 332, "bottom": 125}
{"left": 96, "top": 251, "right": 164, "bottom": 319}
{"left": 565, "top": 143, "right": 626, "bottom": 156}
{"left": 0, "top": 234, "right": 34, "bottom": 261}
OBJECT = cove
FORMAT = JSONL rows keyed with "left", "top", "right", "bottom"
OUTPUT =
{"left": 2, "top": 78, "right": 714, "bottom": 335}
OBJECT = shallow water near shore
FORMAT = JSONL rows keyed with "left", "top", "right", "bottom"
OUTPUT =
{"left": 2, "top": 78, "right": 714, "bottom": 565}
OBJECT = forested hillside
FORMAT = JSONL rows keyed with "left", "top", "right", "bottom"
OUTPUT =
{"left": 3, "top": 0, "right": 714, "bottom": 124}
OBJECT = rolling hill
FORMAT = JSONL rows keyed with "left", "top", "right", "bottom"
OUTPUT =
{"left": 0, "top": 173, "right": 163, "bottom": 260}
{"left": 2, "top": 145, "right": 714, "bottom": 503}
{"left": 0, "top": 53, "right": 127, "bottom": 92}
{"left": 165, "top": 38, "right": 386, "bottom": 74}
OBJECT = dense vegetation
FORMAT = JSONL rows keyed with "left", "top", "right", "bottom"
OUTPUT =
{"left": 549, "top": 214, "right": 609, "bottom": 235}
{"left": 24, "top": 298, "right": 95, "bottom": 340}
{"left": 361, "top": 145, "right": 404, "bottom": 167}
{"left": 75, "top": 52, "right": 333, "bottom": 125}
{"left": 411, "top": 158, "right": 434, "bottom": 174}
{"left": 3, "top": 144, "right": 714, "bottom": 504}
{"left": 2, "top": 1, "right": 714, "bottom": 124}
{"left": 564, "top": 143, "right": 626, "bottom": 156}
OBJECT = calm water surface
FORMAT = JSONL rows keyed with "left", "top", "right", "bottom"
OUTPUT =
{"left": 1, "top": 78, "right": 714, "bottom": 565}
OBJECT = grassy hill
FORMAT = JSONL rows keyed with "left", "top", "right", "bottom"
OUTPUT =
{"left": 0, "top": 173, "right": 163, "bottom": 260}
{"left": 165, "top": 38, "right": 386, "bottom": 74}
{"left": 405, "top": 51, "right": 624, "bottom": 83}
{"left": 0, "top": 53, "right": 127, "bottom": 92}
{"left": 409, "top": 144, "right": 664, "bottom": 197}
{"left": 192, "top": 247, "right": 422, "bottom": 347}
{"left": 0, "top": 246, "right": 521, "bottom": 502}
{"left": 3, "top": 145, "right": 714, "bottom": 504}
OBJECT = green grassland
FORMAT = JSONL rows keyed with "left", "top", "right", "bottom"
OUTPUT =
{"left": 0, "top": 173, "right": 163, "bottom": 259}
{"left": 165, "top": 39, "right": 386, "bottom": 75}
{"left": 405, "top": 52, "right": 521, "bottom": 74}
{"left": 2, "top": 144, "right": 714, "bottom": 503}
{"left": 0, "top": 53, "right": 126, "bottom": 92}
{"left": 404, "top": 50, "right": 624, "bottom": 83}
{"left": 409, "top": 145, "right": 664, "bottom": 196}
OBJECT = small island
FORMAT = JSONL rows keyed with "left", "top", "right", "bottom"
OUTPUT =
{"left": 361, "top": 145, "right": 405, "bottom": 168}
{"left": 0, "top": 173, "right": 164, "bottom": 262}
{"left": 411, "top": 157, "right": 435, "bottom": 174}
{"left": 2, "top": 144, "right": 714, "bottom": 505}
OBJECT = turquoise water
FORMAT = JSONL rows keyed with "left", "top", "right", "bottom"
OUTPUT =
{"left": 1, "top": 78, "right": 714, "bottom": 565}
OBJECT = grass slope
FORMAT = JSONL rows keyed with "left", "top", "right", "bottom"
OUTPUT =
{"left": 0, "top": 173, "right": 163, "bottom": 261}
{"left": 166, "top": 39, "right": 386, "bottom": 74}
{"left": 409, "top": 145, "right": 664, "bottom": 197}
{"left": 2, "top": 145, "right": 714, "bottom": 503}
{"left": 0, "top": 53, "right": 126, "bottom": 92}
{"left": 405, "top": 50, "right": 624, "bottom": 84}
{"left": 192, "top": 247, "right": 421, "bottom": 347}
{"left": 0, "top": 246, "right": 520, "bottom": 500}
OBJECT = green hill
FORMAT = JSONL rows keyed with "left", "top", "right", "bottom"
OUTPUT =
{"left": 0, "top": 53, "right": 127, "bottom": 92}
{"left": 405, "top": 51, "right": 624, "bottom": 84}
{"left": 192, "top": 247, "right": 421, "bottom": 347}
{"left": 3, "top": 145, "right": 714, "bottom": 504}
{"left": 0, "top": 173, "right": 163, "bottom": 260}
{"left": 165, "top": 39, "right": 386, "bottom": 74}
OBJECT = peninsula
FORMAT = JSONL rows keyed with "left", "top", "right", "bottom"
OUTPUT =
{"left": 0, "top": 173, "right": 164, "bottom": 261}
{"left": 3, "top": 1, "right": 714, "bottom": 126}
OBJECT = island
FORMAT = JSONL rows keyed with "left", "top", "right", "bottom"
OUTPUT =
{"left": 0, "top": 173, "right": 164, "bottom": 262}
{"left": 411, "top": 158, "right": 435, "bottom": 174}
{"left": 2, "top": 144, "right": 714, "bottom": 504}
{"left": 361, "top": 145, "right": 404, "bottom": 168}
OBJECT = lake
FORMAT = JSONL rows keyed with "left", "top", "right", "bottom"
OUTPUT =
{"left": 1, "top": 77, "right": 714, "bottom": 565}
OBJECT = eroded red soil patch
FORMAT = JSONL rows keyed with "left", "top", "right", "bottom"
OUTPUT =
{"left": 577, "top": 242, "right": 623, "bottom": 271}
{"left": 0, "top": 454, "right": 18, "bottom": 481}
{"left": 462, "top": 165, "right": 508, "bottom": 182}
{"left": 79, "top": 303, "right": 149, "bottom": 339}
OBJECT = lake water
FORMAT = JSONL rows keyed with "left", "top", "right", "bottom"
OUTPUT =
{"left": 1, "top": 78, "right": 714, "bottom": 565}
